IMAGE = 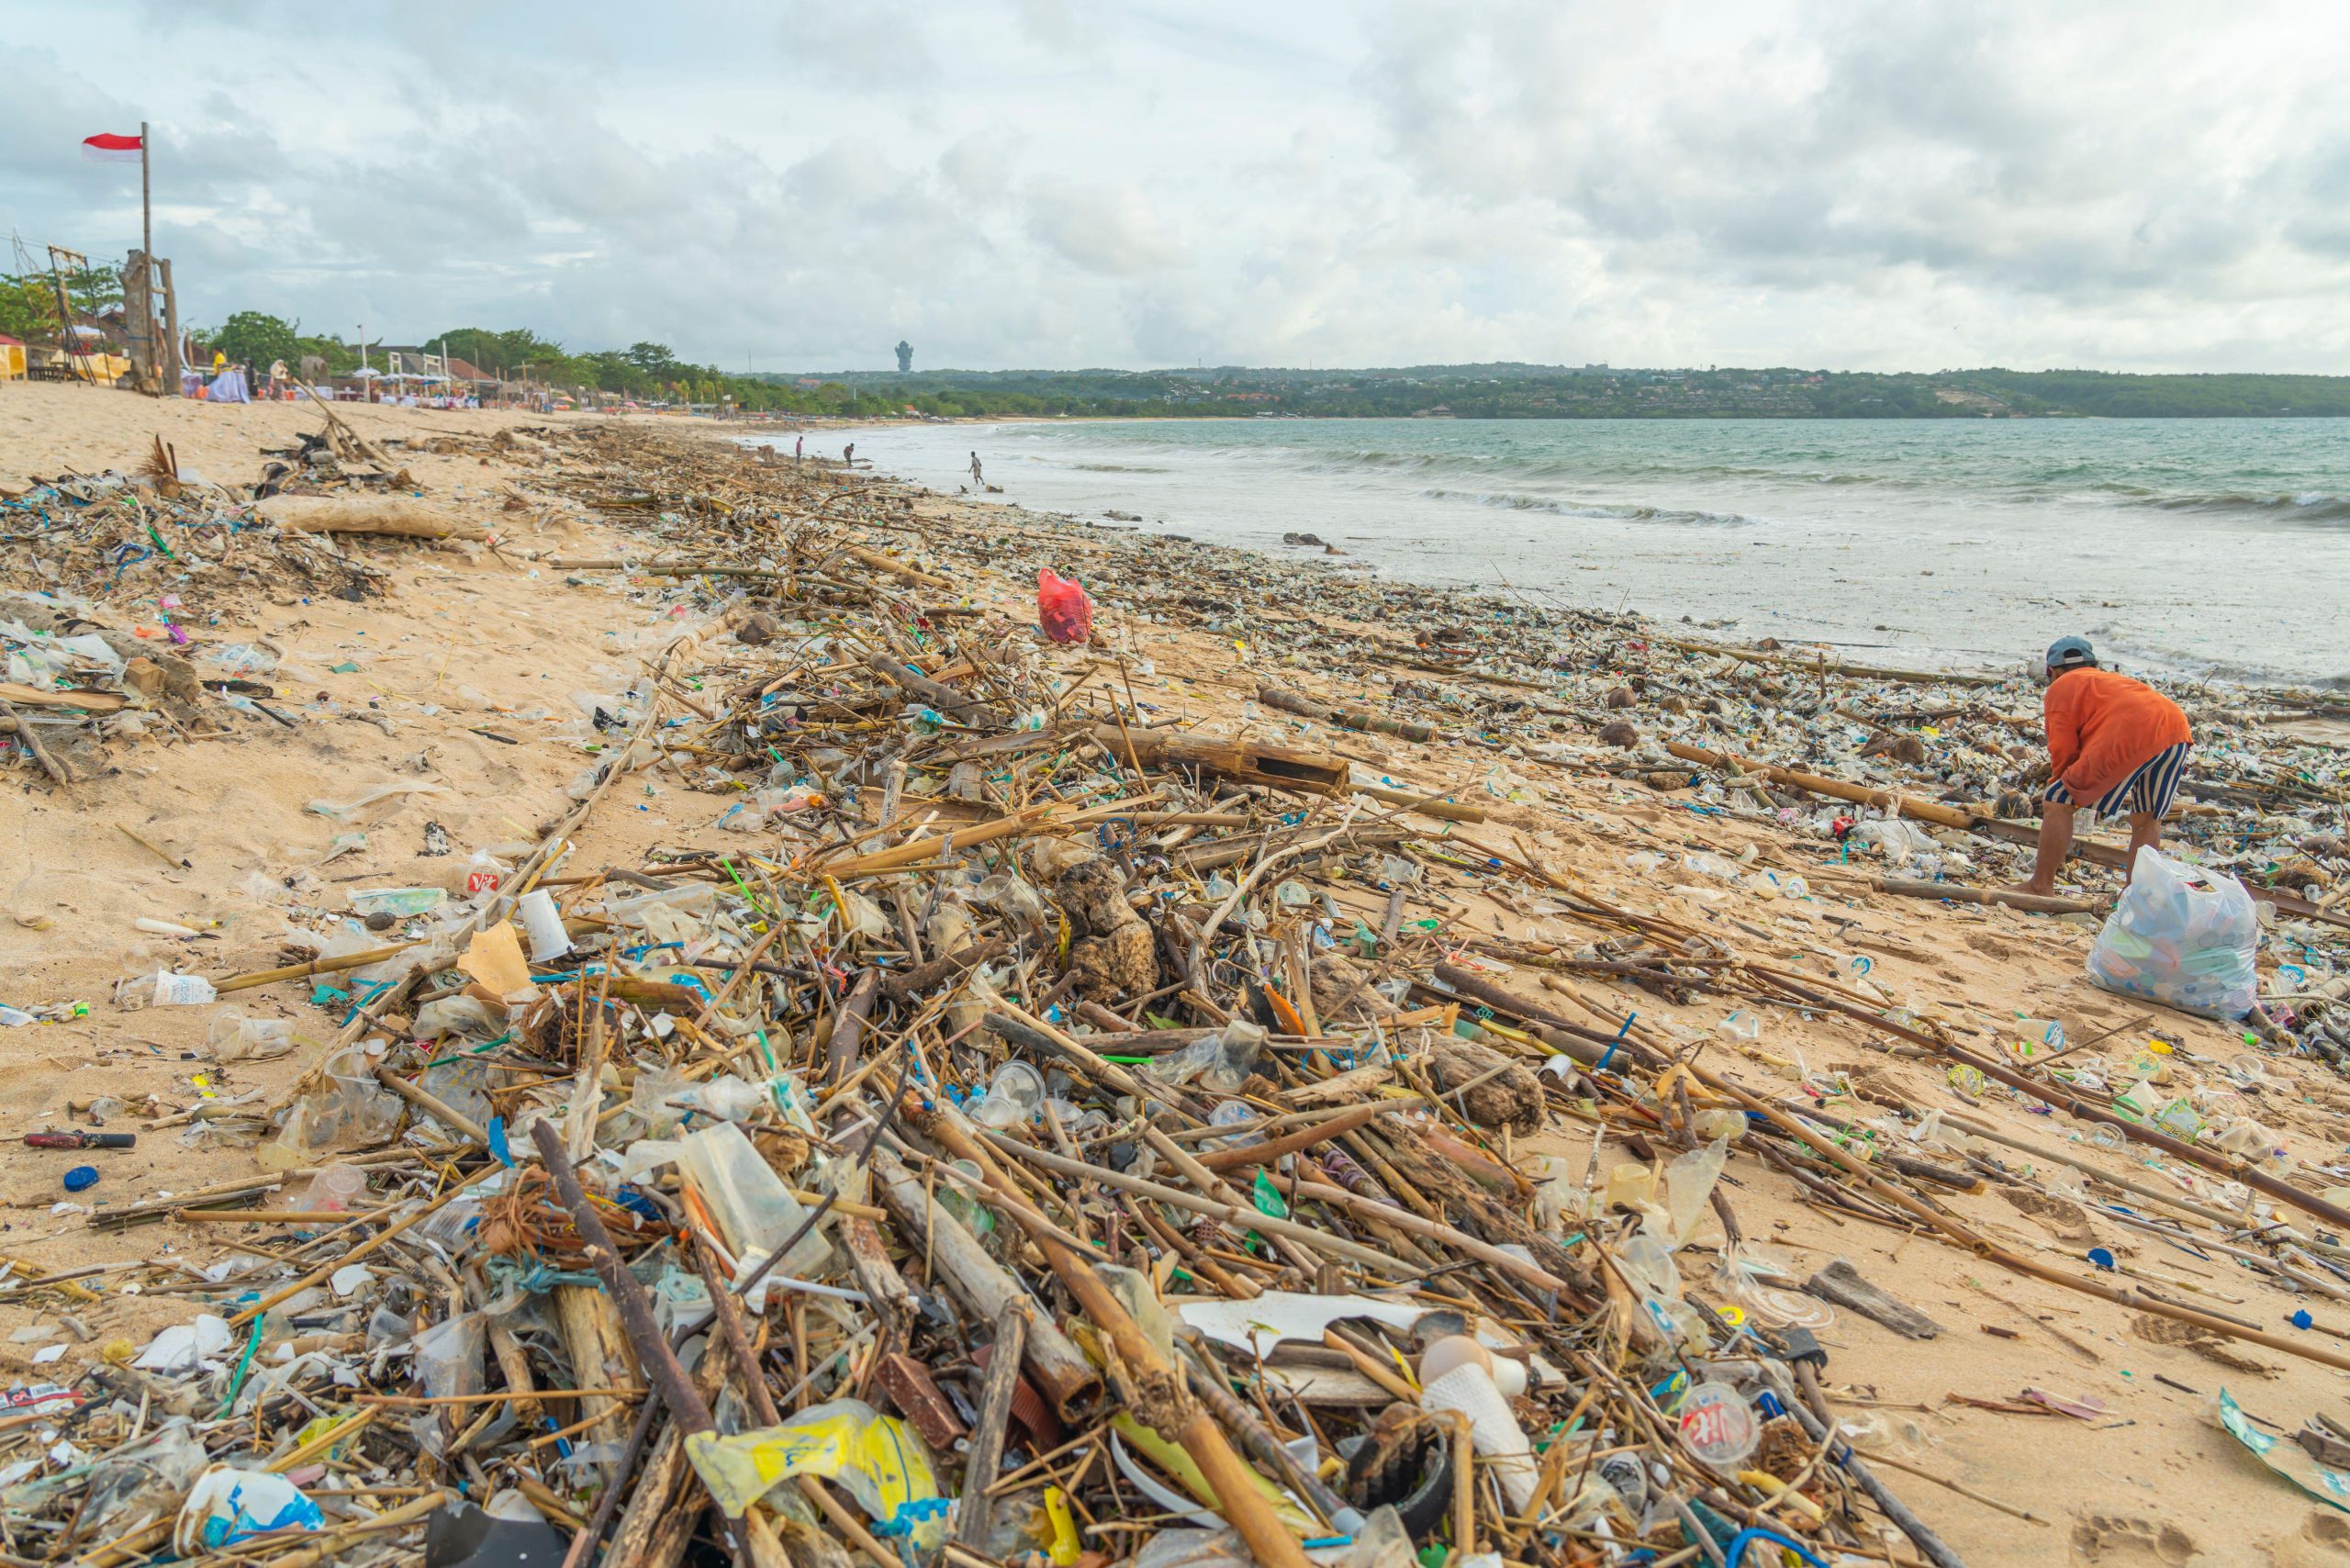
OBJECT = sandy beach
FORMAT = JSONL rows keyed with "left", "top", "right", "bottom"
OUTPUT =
{"left": 5, "top": 381, "right": 2349, "bottom": 1566}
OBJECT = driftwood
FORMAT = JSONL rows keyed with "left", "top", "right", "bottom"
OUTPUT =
{"left": 1804, "top": 1259, "right": 1942, "bottom": 1338}
{"left": 258, "top": 495, "right": 487, "bottom": 540}
{"left": 1094, "top": 725, "right": 1348, "bottom": 796}
{"left": 0, "top": 694, "right": 72, "bottom": 786}
{"left": 1259, "top": 683, "right": 1435, "bottom": 743}
{"left": 1655, "top": 634, "right": 2003, "bottom": 689}
{"left": 0, "top": 681, "right": 126, "bottom": 714}
{"left": 954, "top": 1305, "right": 1028, "bottom": 1549}
{"left": 866, "top": 1143, "right": 1101, "bottom": 1419}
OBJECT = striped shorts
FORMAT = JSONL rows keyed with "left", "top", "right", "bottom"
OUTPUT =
{"left": 2043, "top": 741, "right": 2191, "bottom": 819}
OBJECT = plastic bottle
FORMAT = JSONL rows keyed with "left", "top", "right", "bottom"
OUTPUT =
{"left": 116, "top": 969, "right": 217, "bottom": 1009}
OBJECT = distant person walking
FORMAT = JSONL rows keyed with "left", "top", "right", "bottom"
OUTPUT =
{"left": 2010, "top": 636, "right": 2193, "bottom": 896}
{"left": 794, "top": 434, "right": 803, "bottom": 466}
{"left": 844, "top": 442, "right": 856, "bottom": 466}
{"left": 969, "top": 451, "right": 984, "bottom": 487}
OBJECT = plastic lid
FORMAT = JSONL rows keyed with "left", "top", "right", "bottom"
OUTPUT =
{"left": 62, "top": 1166, "right": 98, "bottom": 1193}
{"left": 1675, "top": 1381, "right": 1760, "bottom": 1467}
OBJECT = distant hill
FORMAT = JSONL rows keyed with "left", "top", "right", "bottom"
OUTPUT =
{"left": 747, "top": 364, "right": 2350, "bottom": 419}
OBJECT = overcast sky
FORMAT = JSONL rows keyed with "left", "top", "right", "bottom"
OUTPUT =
{"left": 6, "top": 0, "right": 2348, "bottom": 374}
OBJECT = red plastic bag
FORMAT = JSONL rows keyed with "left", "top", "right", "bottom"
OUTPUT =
{"left": 1036, "top": 568, "right": 1092, "bottom": 644}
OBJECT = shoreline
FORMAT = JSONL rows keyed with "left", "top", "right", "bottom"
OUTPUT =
{"left": 780, "top": 420, "right": 2350, "bottom": 704}
{"left": 0, "top": 388, "right": 2344, "bottom": 1564}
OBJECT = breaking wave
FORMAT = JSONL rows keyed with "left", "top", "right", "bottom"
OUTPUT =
{"left": 1416, "top": 486, "right": 1758, "bottom": 528}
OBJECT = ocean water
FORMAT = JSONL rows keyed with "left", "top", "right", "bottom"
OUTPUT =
{"left": 797, "top": 417, "right": 2350, "bottom": 689}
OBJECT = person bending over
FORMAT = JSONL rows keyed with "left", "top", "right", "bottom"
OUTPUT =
{"left": 2011, "top": 636, "right": 2191, "bottom": 896}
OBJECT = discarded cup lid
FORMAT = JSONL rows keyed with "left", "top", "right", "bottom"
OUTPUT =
{"left": 62, "top": 1166, "right": 98, "bottom": 1193}
{"left": 1675, "top": 1380, "right": 1761, "bottom": 1467}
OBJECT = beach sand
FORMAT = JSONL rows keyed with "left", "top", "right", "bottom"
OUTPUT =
{"left": 1, "top": 382, "right": 2344, "bottom": 1565}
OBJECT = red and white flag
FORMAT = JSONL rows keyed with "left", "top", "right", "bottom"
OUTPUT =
{"left": 82, "top": 132, "right": 143, "bottom": 163}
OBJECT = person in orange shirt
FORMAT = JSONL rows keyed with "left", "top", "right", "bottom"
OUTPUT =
{"left": 2012, "top": 636, "right": 2192, "bottom": 895}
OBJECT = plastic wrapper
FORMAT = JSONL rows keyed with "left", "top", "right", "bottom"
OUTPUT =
{"left": 684, "top": 1398, "right": 943, "bottom": 1542}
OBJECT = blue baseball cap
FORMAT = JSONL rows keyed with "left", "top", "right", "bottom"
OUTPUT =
{"left": 2044, "top": 635, "right": 2096, "bottom": 672}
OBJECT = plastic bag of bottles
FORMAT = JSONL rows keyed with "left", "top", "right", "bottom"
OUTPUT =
{"left": 2087, "top": 848, "right": 2258, "bottom": 1019}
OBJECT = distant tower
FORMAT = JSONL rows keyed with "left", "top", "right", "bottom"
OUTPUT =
{"left": 895, "top": 340, "right": 912, "bottom": 373}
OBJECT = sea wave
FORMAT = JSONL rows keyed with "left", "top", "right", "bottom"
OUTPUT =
{"left": 2137, "top": 488, "right": 2350, "bottom": 522}
{"left": 1068, "top": 462, "right": 1172, "bottom": 474}
{"left": 1417, "top": 486, "right": 1758, "bottom": 528}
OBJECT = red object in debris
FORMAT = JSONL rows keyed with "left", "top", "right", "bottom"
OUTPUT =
{"left": 1037, "top": 569, "right": 1092, "bottom": 644}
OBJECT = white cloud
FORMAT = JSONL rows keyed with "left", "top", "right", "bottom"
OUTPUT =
{"left": 1025, "top": 183, "right": 1186, "bottom": 276}
{"left": 3, "top": 0, "right": 2347, "bottom": 371}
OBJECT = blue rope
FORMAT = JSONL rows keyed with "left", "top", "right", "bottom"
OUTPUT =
{"left": 1721, "top": 1526, "right": 1829, "bottom": 1567}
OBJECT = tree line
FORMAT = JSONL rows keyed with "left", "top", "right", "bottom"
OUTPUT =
{"left": 13, "top": 296, "right": 2350, "bottom": 420}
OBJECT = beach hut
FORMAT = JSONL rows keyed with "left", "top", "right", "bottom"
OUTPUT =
{"left": 0, "top": 334, "right": 23, "bottom": 381}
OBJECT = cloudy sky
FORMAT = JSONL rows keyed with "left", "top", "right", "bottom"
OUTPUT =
{"left": 6, "top": 0, "right": 2348, "bottom": 374}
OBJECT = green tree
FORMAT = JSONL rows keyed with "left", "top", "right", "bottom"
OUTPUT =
{"left": 211, "top": 310, "right": 301, "bottom": 369}
{"left": 0, "top": 274, "right": 60, "bottom": 342}
{"left": 624, "top": 341, "right": 685, "bottom": 379}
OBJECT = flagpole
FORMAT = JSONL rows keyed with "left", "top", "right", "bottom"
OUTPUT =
{"left": 140, "top": 119, "right": 151, "bottom": 268}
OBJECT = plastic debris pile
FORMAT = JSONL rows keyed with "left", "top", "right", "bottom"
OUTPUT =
{"left": 8, "top": 420, "right": 2350, "bottom": 1566}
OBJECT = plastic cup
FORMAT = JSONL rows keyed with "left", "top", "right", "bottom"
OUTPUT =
{"left": 301, "top": 1164, "right": 369, "bottom": 1213}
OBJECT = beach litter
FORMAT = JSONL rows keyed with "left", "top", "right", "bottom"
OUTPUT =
{"left": 0, "top": 415, "right": 2347, "bottom": 1564}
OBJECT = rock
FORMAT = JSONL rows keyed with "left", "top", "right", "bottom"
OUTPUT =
{"left": 735, "top": 612, "right": 778, "bottom": 646}
{"left": 1605, "top": 686, "right": 1637, "bottom": 710}
{"left": 1596, "top": 720, "right": 1639, "bottom": 748}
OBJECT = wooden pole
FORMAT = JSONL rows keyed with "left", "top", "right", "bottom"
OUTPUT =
{"left": 921, "top": 1106, "right": 1313, "bottom": 1568}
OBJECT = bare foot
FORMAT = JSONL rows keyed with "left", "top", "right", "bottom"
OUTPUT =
{"left": 2005, "top": 879, "right": 2057, "bottom": 898}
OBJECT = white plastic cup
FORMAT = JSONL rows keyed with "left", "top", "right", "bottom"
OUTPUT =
{"left": 517, "top": 889, "right": 571, "bottom": 963}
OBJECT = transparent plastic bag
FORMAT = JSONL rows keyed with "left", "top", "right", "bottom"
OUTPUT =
{"left": 2087, "top": 849, "right": 2258, "bottom": 1019}
{"left": 257, "top": 1044, "right": 403, "bottom": 1170}
{"left": 1149, "top": 1020, "right": 1266, "bottom": 1093}
{"left": 674, "top": 1121, "right": 833, "bottom": 1285}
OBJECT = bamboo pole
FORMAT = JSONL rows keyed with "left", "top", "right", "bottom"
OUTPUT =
{"left": 921, "top": 1105, "right": 1313, "bottom": 1568}
{"left": 1874, "top": 877, "right": 2100, "bottom": 914}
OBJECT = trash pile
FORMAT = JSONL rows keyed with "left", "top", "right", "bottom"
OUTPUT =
{"left": 10, "top": 420, "right": 2350, "bottom": 1564}
{"left": 0, "top": 416, "right": 547, "bottom": 784}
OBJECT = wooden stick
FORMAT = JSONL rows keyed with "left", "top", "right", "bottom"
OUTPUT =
{"left": 1192, "top": 1101, "right": 1392, "bottom": 1173}
{"left": 922, "top": 1106, "right": 1312, "bottom": 1568}
{"left": 957, "top": 1305, "right": 1029, "bottom": 1549}
{"left": 229, "top": 1169, "right": 499, "bottom": 1327}
{"left": 867, "top": 1141, "right": 1100, "bottom": 1419}
{"left": 0, "top": 694, "right": 73, "bottom": 788}
{"left": 1875, "top": 877, "right": 2100, "bottom": 914}
{"left": 979, "top": 1129, "right": 1416, "bottom": 1275}
{"left": 373, "top": 1064, "right": 489, "bottom": 1146}
{"left": 354, "top": 1386, "right": 643, "bottom": 1407}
